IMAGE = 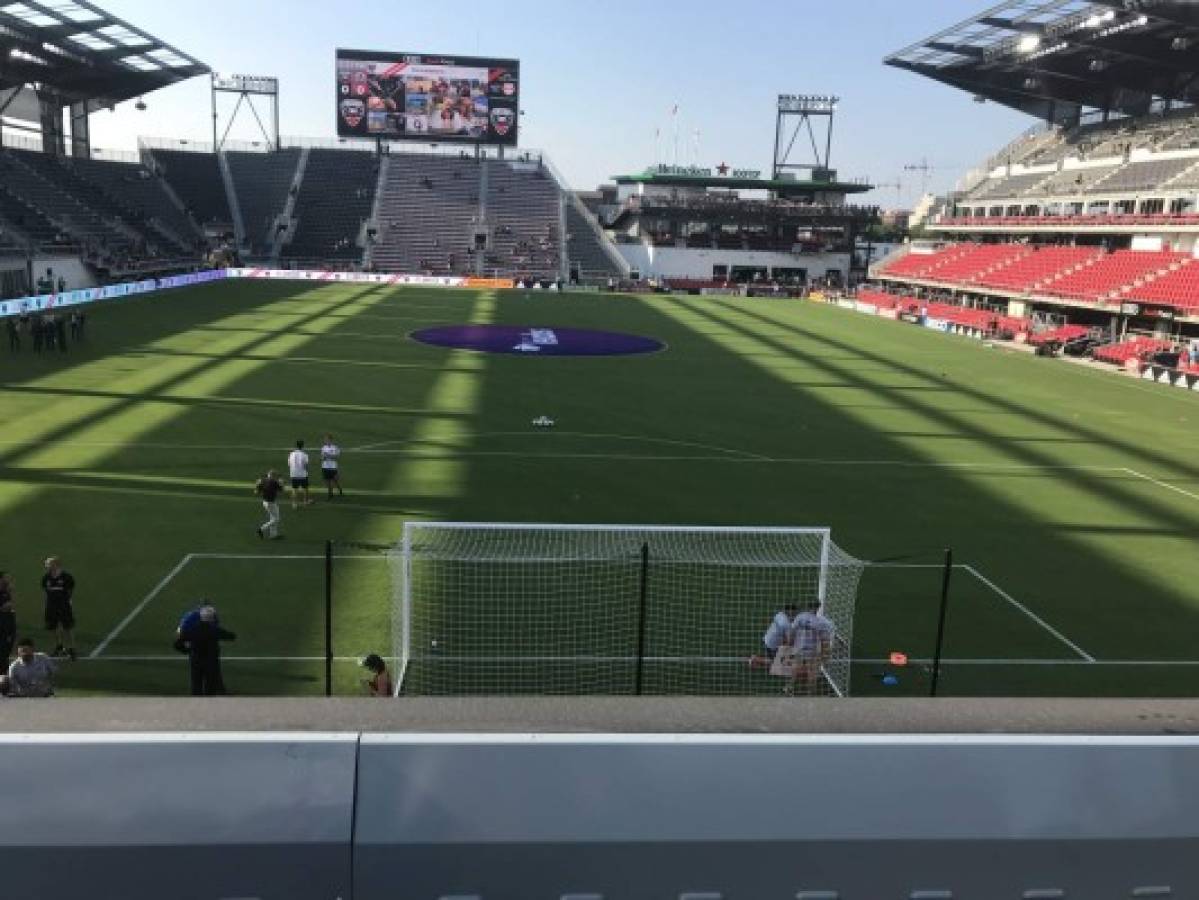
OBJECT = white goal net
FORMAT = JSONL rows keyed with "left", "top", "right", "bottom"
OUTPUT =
{"left": 391, "top": 523, "right": 864, "bottom": 697}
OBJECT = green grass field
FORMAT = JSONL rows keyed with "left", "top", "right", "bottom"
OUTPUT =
{"left": 2, "top": 280, "right": 1198, "bottom": 697}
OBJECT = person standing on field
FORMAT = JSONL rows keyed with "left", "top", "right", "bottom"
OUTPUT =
{"left": 0, "top": 571, "right": 16, "bottom": 664}
{"left": 255, "top": 469, "right": 285, "bottom": 540}
{"left": 173, "top": 604, "right": 236, "bottom": 696}
{"left": 41, "top": 557, "right": 76, "bottom": 660}
{"left": 321, "top": 433, "right": 344, "bottom": 500}
{"left": 288, "top": 439, "right": 312, "bottom": 509}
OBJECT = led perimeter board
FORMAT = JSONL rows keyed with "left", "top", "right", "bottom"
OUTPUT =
{"left": 336, "top": 49, "right": 520, "bottom": 146}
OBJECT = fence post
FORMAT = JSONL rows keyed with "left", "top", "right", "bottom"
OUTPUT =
{"left": 929, "top": 548, "right": 953, "bottom": 697}
{"left": 634, "top": 542, "right": 650, "bottom": 696}
{"left": 325, "top": 539, "right": 333, "bottom": 697}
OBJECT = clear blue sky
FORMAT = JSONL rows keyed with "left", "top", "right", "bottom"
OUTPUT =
{"left": 90, "top": 0, "right": 1031, "bottom": 206}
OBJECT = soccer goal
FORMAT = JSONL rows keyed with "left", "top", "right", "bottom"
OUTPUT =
{"left": 391, "top": 523, "right": 865, "bottom": 697}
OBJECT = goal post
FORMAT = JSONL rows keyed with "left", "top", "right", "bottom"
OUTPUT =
{"left": 391, "top": 523, "right": 864, "bottom": 697}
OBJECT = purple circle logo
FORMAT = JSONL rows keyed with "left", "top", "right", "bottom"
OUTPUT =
{"left": 411, "top": 325, "right": 665, "bottom": 357}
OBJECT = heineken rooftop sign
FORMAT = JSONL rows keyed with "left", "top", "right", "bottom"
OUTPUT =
{"left": 644, "top": 163, "right": 764, "bottom": 180}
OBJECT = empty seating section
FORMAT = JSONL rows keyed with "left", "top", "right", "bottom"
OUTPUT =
{"left": 1028, "top": 324, "right": 1092, "bottom": 346}
{"left": 973, "top": 246, "right": 1100, "bottom": 293}
{"left": 1042, "top": 250, "right": 1182, "bottom": 301}
{"left": 1037, "top": 165, "right": 1121, "bottom": 196}
{"left": 1162, "top": 162, "right": 1199, "bottom": 190}
{"left": 68, "top": 156, "right": 200, "bottom": 253}
{"left": 1126, "top": 260, "right": 1199, "bottom": 309}
{"left": 566, "top": 203, "right": 622, "bottom": 279}
{"left": 485, "top": 161, "right": 561, "bottom": 278}
{"left": 153, "top": 150, "right": 231, "bottom": 226}
{"left": 0, "top": 182, "right": 64, "bottom": 248}
{"left": 1093, "top": 157, "right": 1196, "bottom": 194}
{"left": 966, "top": 172, "right": 1049, "bottom": 201}
{"left": 3, "top": 149, "right": 131, "bottom": 251}
{"left": 227, "top": 150, "right": 301, "bottom": 254}
{"left": 372, "top": 155, "right": 480, "bottom": 275}
{"left": 878, "top": 246, "right": 962, "bottom": 278}
{"left": 285, "top": 150, "right": 376, "bottom": 263}
{"left": 928, "top": 244, "right": 1027, "bottom": 282}
{"left": 1094, "top": 336, "right": 1173, "bottom": 365}
{"left": 880, "top": 243, "right": 1199, "bottom": 314}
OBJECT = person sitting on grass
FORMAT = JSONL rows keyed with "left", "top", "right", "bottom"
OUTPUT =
{"left": 7, "top": 637, "right": 56, "bottom": 697}
{"left": 360, "top": 654, "right": 392, "bottom": 697}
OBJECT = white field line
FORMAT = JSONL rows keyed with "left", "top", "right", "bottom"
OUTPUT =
{"left": 963, "top": 565, "right": 1095, "bottom": 662}
{"left": 350, "top": 430, "right": 772, "bottom": 460}
{"left": 1123, "top": 467, "right": 1199, "bottom": 503}
{"left": 74, "top": 655, "right": 1199, "bottom": 667}
{"left": 868, "top": 562, "right": 1095, "bottom": 663}
{"left": 90, "top": 554, "right": 391, "bottom": 658}
{"left": 89, "top": 554, "right": 195, "bottom": 659}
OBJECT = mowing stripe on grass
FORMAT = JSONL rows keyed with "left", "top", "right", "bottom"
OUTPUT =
{"left": 90, "top": 554, "right": 195, "bottom": 659}
{"left": 963, "top": 565, "right": 1095, "bottom": 662}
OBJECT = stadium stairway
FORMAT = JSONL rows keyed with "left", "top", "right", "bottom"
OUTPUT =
{"left": 226, "top": 149, "right": 303, "bottom": 258}
{"left": 68, "top": 156, "right": 202, "bottom": 255}
{"left": 485, "top": 158, "right": 563, "bottom": 279}
{"left": 282, "top": 149, "right": 377, "bottom": 265}
{"left": 150, "top": 149, "right": 233, "bottom": 229}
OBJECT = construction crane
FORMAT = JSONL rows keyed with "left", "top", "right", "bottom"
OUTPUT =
{"left": 903, "top": 159, "right": 965, "bottom": 200}
{"left": 873, "top": 179, "right": 905, "bottom": 206}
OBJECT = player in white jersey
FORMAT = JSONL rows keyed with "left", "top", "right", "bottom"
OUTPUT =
{"left": 320, "top": 433, "right": 344, "bottom": 500}
{"left": 287, "top": 439, "right": 312, "bottom": 509}
{"left": 748, "top": 603, "right": 800, "bottom": 671}
{"left": 789, "top": 602, "right": 835, "bottom": 696}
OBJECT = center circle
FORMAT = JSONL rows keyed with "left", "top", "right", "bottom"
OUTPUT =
{"left": 411, "top": 325, "right": 665, "bottom": 356}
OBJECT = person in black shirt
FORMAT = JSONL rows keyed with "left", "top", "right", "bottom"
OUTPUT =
{"left": 55, "top": 316, "right": 67, "bottom": 353}
{"left": 41, "top": 556, "right": 76, "bottom": 660}
{"left": 0, "top": 571, "right": 16, "bottom": 664}
{"left": 31, "top": 316, "right": 43, "bottom": 353}
{"left": 5, "top": 318, "right": 18, "bottom": 352}
{"left": 173, "top": 603, "right": 236, "bottom": 695}
{"left": 254, "top": 470, "right": 285, "bottom": 540}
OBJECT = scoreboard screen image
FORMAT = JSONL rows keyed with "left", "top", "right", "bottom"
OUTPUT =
{"left": 336, "top": 49, "right": 519, "bottom": 146}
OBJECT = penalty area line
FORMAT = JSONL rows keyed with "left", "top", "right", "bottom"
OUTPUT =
{"left": 963, "top": 565, "right": 1095, "bottom": 663}
{"left": 90, "top": 554, "right": 195, "bottom": 659}
{"left": 1123, "top": 467, "right": 1199, "bottom": 504}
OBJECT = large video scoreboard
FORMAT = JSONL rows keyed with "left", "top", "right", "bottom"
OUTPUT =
{"left": 336, "top": 49, "right": 520, "bottom": 146}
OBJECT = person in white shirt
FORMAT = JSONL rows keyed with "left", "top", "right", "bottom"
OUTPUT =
{"left": 7, "top": 637, "right": 55, "bottom": 697}
{"left": 789, "top": 602, "right": 836, "bottom": 696}
{"left": 320, "top": 433, "right": 344, "bottom": 500}
{"left": 287, "top": 439, "right": 312, "bottom": 509}
{"left": 762, "top": 603, "right": 799, "bottom": 661}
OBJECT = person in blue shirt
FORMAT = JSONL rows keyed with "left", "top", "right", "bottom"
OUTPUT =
{"left": 173, "top": 603, "right": 236, "bottom": 696}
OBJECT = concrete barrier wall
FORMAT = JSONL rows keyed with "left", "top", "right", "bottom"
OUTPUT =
{"left": 2, "top": 731, "right": 1197, "bottom": 899}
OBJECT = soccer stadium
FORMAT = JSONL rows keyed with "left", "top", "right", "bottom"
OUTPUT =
{"left": 2, "top": 1, "right": 1199, "bottom": 896}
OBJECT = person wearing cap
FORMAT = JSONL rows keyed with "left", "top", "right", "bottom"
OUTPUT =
{"left": 173, "top": 603, "right": 237, "bottom": 696}
{"left": 360, "top": 654, "right": 392, "bottom": 697}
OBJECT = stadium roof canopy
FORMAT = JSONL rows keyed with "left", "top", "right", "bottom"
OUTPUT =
{"left": 886, "top": 0, "right": 1199, "bottom": 124}
{"left": 0, "top": 0, "right": 208, "bottom": 107}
